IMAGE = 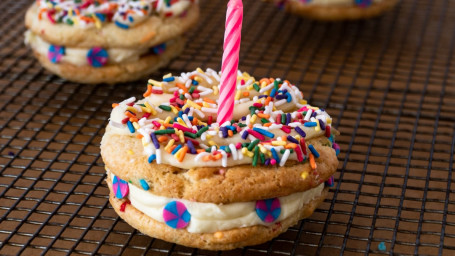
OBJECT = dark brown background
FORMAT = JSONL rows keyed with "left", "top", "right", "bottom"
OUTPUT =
{"left": 1, "top": 0, "right": 454, "bottom": 255}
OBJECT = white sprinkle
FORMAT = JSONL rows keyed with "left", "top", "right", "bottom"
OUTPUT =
{"left": 156, "top": 149, "right": 162, "bottom": 164}
{"left": 280, "top": 149, "right": 290, "bottom": 167}
{"left": 109, "top": 121, "right": 123, "bottom": 129}
{"left": 169, "top": 87, "right": 178, "bottom": 92}
{"left": 201, "top": 107, "right": 217, "bottom": 113}
{"left": 211, "top": 146, "right": 217, "bottom": 153}
{"left": 199, "top": 89, "right": 213, "bottom": 96}
{"left": 229, "top": 144, "right": 238, "bottom": 161}
{"left": 185, "top": 79, "right": 192, "bottom": 88}
{"left": 304, "top": 109, "right": 313, "bottom": 121}
{"left": 119, "top": 97, "right": 136, "bottom": 105}
{"left": 275, "top": 99, "right": 287, "bottom": 107}
{"left": 259, "top": 82, "right": 274, "bottom": 93}
{"left": 220, "top": 150, "right": 227, "bottom": 167}
{"left": 194, "top": 108, "right": 205, "bottom": 118}
{"left": 182, "top": 114, "right": 192, "bottom": 127}
{"left": 239, "top": 98, "right": 250, "bottom": 103}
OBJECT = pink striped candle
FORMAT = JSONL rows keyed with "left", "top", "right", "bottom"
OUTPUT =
{"left": 217, "top": 0, "right": 243, "bottom": 125}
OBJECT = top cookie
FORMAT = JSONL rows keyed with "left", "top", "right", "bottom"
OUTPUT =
{"left": 101, "top": 68, "right": 340, "bottom": 204}
{"left": 25, "top": 0, "right": 199, "bottom": 48}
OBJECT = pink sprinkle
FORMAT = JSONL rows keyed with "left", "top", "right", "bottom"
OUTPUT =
{"left": 298, "top": 106, "right": 308, "bottom": 112}
{"left": 276, "top": 114, "right": 281, "bottom": 124}
{"left": 171, "top": 133, "right": 179, "bottom": 141}
{"left": 169, "top": 97, "right": 176, "bottom": 103}
{"left": 142, "top": 113, "right": 151, "bottom": 119}
{"left": 174, "top": 91, "right": 179, "bottom": 97}
{"left": 192, "top": 93, "right": 200, "bottom": 99}
{"left": 280, "top": 126, "right": 291, "bottom": 133}
{"left": 241, "top": 80, "right": 245, "bottom": 85}
{"left": 253, "top": 103, "right": 263, "bottom": 108}
{"left": 270, "top": 159, "right": 277, "bottom": 165}
{"left": 235, "top": 142, "right": 242, "bottom": 149}
{"left": 247, "top": 129, "right": 265, "bottom": 140}
{"left": 152, "top": 121, "right": 161, "bottom": 128}
{"left": 173, "top": 123, "right": 195, "bottom": 133}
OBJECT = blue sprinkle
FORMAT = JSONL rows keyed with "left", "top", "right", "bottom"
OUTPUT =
{"left": 378, "top": 242, "right": 386, "bottom": 251}
{"left": 192, "top": 80, "right": 199, "bottom": 85}
{"left": 271, "top": 148, "right": 280, "bottom": 162}
{"left": 286, "top": 113, "right": 291, "bottom": 125}
{"left": 150, "top": 132, "right": 160, "bottom": 149}
{"left": 270, "top": 88, "right": 277, "bottom": 97}
{"left": 304, "top": 122, "right": 317, "bottom": 127}
{"left": 114, "top": 20, "right": 129, "bottom": 29}
{"left": 188, "top": 116, "right": 193, "bottom": 121}
{"left": 95, "top": 13, "right": 106, "bottom": 22}
{"left": 178, "top": 111, "right": 183, "bottom": 118}
{"left": 171, "top": 144, "right": 182, "bottom": 155}
{"left": 329, "top": 134, "right": 334, "bottom": 143}
{"left": 308, "top": 145, "right": 319, "bottom": 158}
{"left": 286, "top": 92, "right": 292, "bottom": 102}
{"left": 295, "top": 126, "right": 306, "bottom": 138}
{"left": 128, "top": 16, "right": 134, "bottom": 22}
{"left": 127, "top": 121, "right": 135, "bottom": 133}
{"left": 241, "top": 130, "right": 249, "bottom": 140}
{"left": 287, "top": 135, "right": 299, "bottom": 144}
{"left": 140, "top": 179, "right": 149, "bottom": 190}
{"left": 184, "top": 108, "right": 190, "bottom": 114}
{"left": 253, "top": 127, "right": 275, "bottom": 138}
{"left": 226, "top": 125, "right": 236, "bottom": 131}
{"left": 163, "top": 77, "right": 175, "bottom": 82}
{"left": 148, "top": 154, "right": 156, "bottom": 163}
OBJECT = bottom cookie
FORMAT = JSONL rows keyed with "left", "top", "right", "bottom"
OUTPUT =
{"left": 278, "top": 0, "right": 399, "bottom": 21}
{"left": 107, "top": 176, "right": 329, "bottom": 251}
{"left": 32, "top": 37, "right": 184, "bottom": 84}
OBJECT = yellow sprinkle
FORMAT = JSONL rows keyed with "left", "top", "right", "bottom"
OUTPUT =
{"left": 165, "top": 139, "right": 175, "bottom": 151}
{"left": 202, "top": 102, "right": 211, "bottom": 108}
{"left": 214, "top": 127, "right": 219, "bottom": 132}
{"left": 327, "top": 118, "right": 332, "bottom": 124}
{"left": 309, "top": 106, "right": 319, "bottom": 111}
{"left": 127, "top": 150, "right": 134, "bottom": 155}
{"left": 208, "top": 140, "right": 217, "bottom": 147}
{"left": 170, "top": 105, "right": 178, "bottom": 114}
{"left": 259, "top": 145, "right": 267, "bottom": 154}
{"left": 250, "top": 114, "right": 257, "bottom": 124}
{"left": 261, "top": 81, "right": 267, "bottom": 88}
{"left": 126, "top": 106, "right": 137, "bottom": 113}
{"left": 186, "top": 100, "right": 201, "bottom": 110}
{"left": 72, "top": 18, "right": 79, "bottom": 26}
{"left": 140, "top": 106, "right": 150, "bottom": 113}
{"left": 142, "top": 138, "right": 149, "bottom": 147}
{"left": 177, "top": 118, "right": 187, "bottom": 127}
{"left": 164, "top": 116, "right": 172, "bottom": 124}
{"left": 272, "top": 141, "right": 286, "bottom": 146}
{"left": 267, "top": 151, "right": 272, "bottom": 157}
{"left": 148, "top": 79, "right": 162, "bottom": 87}
{"left": 241, "top": 148, "right": 254, "bottom": 157}
{"left": 247, "top": 85, "right": 253, "bottom": 90}
{"left": 212, "top": 86, "right": 219, "bottom": 96}
{"left": 198, "top": 120, "right": 207, "bottom": 126}
{"left": 295, "top": 135, "right": 301, "bottom": 141}
{"left": 194, "top": 76, "right": 203, "bottom": 83}
{"left": 299, "top": 99, "right": 308, "bottom": 105}
{"left": 206, "top": 134, "right": 213, "bottom": 139}
{"left": 163, "top": 73, "right": 172, "bottom": 79}
{"left": 264, "top": 90, "right": 270, "bottom": 96}
{"left": 235, "top": 90, "right": 241, "bottom": 101}
{"left": 178, "top": 130, "right": 185, "bottom": 143}
{"left": 132, "top": 122, "right": 140, "bottom": 129}
{"left": 242, "top": 72, "right": 251, "bottom": 78}
{"left": 68, "top": 8, "right": 73, "bottom": 17}
{"left": 159, "top": 125, "right": 166, "bottom": 130}
{"left": 197, "top": 67, "right": 204, "bottom": 74}
{"left": 301, "top": 171, "right": 309, "bottom": 180}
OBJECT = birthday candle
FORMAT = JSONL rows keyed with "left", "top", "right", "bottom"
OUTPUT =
{"left": 217, "top": 0, "right": 243, "bottom": 124}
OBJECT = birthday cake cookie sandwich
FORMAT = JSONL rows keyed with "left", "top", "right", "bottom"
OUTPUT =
{"left": 100, "top": 68, "right": 341, "bottom": 250}
{"left": 24, "top": 0, "right": 199, "bottom": 84}
{"left": 267, "top": 0, "right": 398, "bottom": 20}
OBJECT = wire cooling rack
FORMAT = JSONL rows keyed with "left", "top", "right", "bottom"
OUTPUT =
{"left": 1, "top": 0, "right": 455, "bottom": 255}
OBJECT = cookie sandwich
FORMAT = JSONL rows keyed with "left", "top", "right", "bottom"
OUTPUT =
{"left": 268, "top": 0, "right": 398, "bottom": 20}
{"left": 101, "top": 68, "right": 340, "bottom": 250}
{"left": 24, "top": 0, "right": 199, "bottom": 84}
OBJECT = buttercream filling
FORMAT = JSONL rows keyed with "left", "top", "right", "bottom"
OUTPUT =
{"left": 24, "top": 30, "right": 171, "bottom": 66}
{"left": 108, "top": 170, "right": 325, "bottom": 233}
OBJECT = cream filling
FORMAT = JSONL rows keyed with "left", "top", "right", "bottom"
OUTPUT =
{"left": 24, "top": 30, "right": 151, "bottom": 66}
{"left": 119, "top": 170, "right": 325, "bottom": 233}
{"left": 288, "top": 0, "right": 381, "bottom": 6}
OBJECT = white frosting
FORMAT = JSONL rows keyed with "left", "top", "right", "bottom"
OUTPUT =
{"left": 25, "top": 30, "right": 160, "bottom": 66}
{"left": 122, "top": 171, "right": 325, "bottom": 233}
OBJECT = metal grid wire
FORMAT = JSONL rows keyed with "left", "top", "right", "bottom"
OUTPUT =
{"left": 1, "top": 0, "right": 454, "bottom": 255}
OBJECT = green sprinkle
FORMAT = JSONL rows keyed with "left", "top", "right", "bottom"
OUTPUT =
{"left": 154, "top": 129, "right": 175, "bottom": 135}
{"left": 189, "top": 86, "right": 195, "bottom": 94}
{"left": 224, "top": 147, "right": 231, "bottom": 153}
{"left": 252, "top": 146, "right": 259, "bottom": 167}
{"left": 238, "top": 123, "right": 247, "bottom": 127}
{"left": 159, "top": 105, "right": 172, "bottom": 111}
{"left": 253, "top": 83, "right": 260, "bottom": 92}
{"left": 260, "top": 153, "right": 265, "bottom": 164}
{"left": 179, "top": 94, "right": 184, "bottom": 100}
{"left": 274, "top": 80, "right": 279, "bottom": 90}
{"left": 205, "top": 148, "right": 211, "bottom": 152}
{"left": 242, "top": 142, "right": 250, "bottom": 148}
{"left": 281, "top": 114, "right": 286, "bottom": 124}
{"left": 196, "top": 126, "right": 209, "bottom": 137}
{"left": 184, "top": 132, "right": 196, "bottom": 139}
{"left": 247, "top": 139, "right": 260, "bottom": 151}
{"left": 261, "top": 118, "right": 270, "bottom": 124}
{"left": 280, "top": 149, "right": 294, "bottom": 154}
